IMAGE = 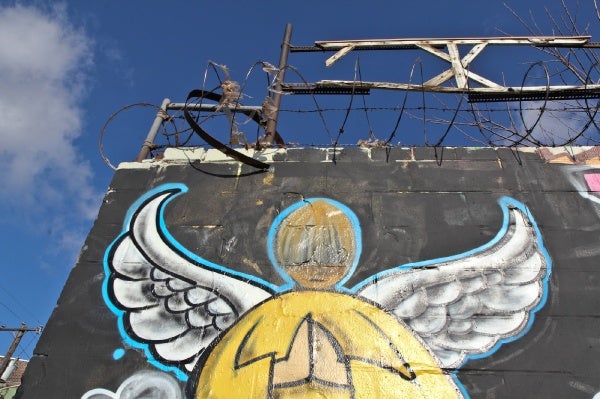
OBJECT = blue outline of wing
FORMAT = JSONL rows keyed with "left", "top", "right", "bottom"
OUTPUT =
{"left": 346, "top": 196, "right": 552, "bottom": 399}
{"left": 102, "top": 183, "right": 285, "bottom": 381}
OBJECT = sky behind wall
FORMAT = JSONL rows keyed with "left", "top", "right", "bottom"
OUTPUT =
{"left": 0, "top": 0, "right": 599, "bottom": 360}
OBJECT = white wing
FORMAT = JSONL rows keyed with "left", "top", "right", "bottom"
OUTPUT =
{"left": 354, "top": 198, "right": 551, "bottom": 369}
{"left": 105, "top": 187, "right": 274, "bottom": 375}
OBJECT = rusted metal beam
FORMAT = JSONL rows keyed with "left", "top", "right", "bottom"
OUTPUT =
{"left": 281, "top": 82, "right": 370, "bottom": 95}
{"left": 318, "top": 80, "right": 600, "bottom": 93}
{"left": 468, "top": 88, "right": 600, "bottom": 102}
{"left": 282, "top": 80, "right": 600, "bottom": 101}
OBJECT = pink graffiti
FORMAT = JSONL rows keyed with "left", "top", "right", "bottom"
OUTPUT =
{"left": 584, "top": 173, "right": 600, "bottom": 192}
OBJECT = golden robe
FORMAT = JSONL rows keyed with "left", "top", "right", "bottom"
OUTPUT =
{"left": 196, "top": 291, "right": 461, "bottom": 399}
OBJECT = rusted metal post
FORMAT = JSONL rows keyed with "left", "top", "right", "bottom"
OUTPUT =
{"left": 136, "top": 98, "right": 171, "bottom": 162}
{"left": 264, "top": 23, "right": 293, "bottom": 146}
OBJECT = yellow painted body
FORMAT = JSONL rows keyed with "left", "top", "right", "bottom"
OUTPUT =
{"left": 196, "top": 291, "right": 461, "bottom": 398}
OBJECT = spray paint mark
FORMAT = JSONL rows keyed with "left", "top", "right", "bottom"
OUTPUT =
{"left": 112, "top": 348, "right": 125, "bottom": 360}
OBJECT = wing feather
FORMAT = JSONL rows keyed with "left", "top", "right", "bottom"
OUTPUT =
{"left": 105, "top": 185, "right": 275, "bottom": 378}
{"left": 154, "top": 328, "right": 218, "bottom": 362}
{"left": 111, "top": 279, "right": 156, "bottom": 309}
{"left": 111, "top": 237, "right": 150, "bottom": 279}
{"left": 128, "top": 306, "right": 189, "bottom": 341}
{"left": 355, "top": 198, "right": 550, "bottom": 369}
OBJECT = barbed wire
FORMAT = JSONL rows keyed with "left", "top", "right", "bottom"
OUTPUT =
{"left": 98, "top": 52, "right": 600, "bottom": 169}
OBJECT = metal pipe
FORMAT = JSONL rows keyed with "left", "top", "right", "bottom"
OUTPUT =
{"left": 136, "top": 98, "right": 170, "bottom": 162}
{"left": 0, "top": 358, "right": 17, "bottom": 382}
{"left": 264, "top": 23, "right": 293, "bottom": 146}
{"left": 166, "top": 103, "right": 262, "bottom": 112}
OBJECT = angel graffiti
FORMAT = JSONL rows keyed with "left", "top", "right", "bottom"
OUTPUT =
{"left": 103, "top": 183, "right": 552, "bottom": 399}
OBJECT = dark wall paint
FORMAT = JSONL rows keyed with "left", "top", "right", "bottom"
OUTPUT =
{"left": 16, "top": 147, "right": 600, "bottom": 398}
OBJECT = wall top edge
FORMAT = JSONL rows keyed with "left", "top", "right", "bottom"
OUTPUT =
{"left": 116, "top": 146, "right": 600, "bottom": 169}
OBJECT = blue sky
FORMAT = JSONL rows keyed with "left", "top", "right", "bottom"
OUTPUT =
{"left": 0, "top": 0, "right": 598, "bottom": 360}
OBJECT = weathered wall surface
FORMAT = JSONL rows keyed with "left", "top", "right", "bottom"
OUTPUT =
{"left": 16, "top": 147, "right": 600, "bottom": 398}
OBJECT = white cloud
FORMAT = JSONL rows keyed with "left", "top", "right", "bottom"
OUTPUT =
{"left": 0, "top": 5, "right": 97, "bottom": 207}
{"left": 518, "top": 100, "right": 596, "bottom": 146}
{"left": 0, "top": 4, "right": 99, "bottom": 250}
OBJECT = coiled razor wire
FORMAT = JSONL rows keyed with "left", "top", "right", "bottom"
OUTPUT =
{"left": 99, "top": 58, "right": 600, "bottom": 169}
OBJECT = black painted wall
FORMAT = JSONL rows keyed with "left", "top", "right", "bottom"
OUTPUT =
{"left": 16, "top": 147, "right": 600, "bottom": 398}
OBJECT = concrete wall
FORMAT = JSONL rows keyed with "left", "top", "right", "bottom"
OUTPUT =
{"left": 16, "top": 147, "right": 600, "bottom": 398}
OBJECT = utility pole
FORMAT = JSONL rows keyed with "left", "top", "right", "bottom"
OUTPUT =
{"left": 0, "top": 324, "right": 43, "bottom": 381}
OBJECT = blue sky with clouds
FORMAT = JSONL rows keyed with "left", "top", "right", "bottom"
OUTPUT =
{"left": 0, "top": 0, "right": 598, "bottom": 359}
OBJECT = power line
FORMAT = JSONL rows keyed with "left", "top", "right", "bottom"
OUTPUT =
{"left": 0, "top": 283, "right": 43, "bottom": 326}
{"left": 0, "top": 301, "right": 23, "bottom": 323}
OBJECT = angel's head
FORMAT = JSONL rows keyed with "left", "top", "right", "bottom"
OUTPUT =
{"left": 268, "top": 198, "right": 362, "bottom": 290}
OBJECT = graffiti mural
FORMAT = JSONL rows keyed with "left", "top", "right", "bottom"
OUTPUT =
{"left": 81, "top": 371, "right": 183, "bottom": 399}
{"left": 102, "top": 183, "right": 551, "bottom": 398}
{"left": 538, "top": 146, "right": 600, "bottom": 209}
{"left": 564, "top": 166, "right": 600, "bottom": 207}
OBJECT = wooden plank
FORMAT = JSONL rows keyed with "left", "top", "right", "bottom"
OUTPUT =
{"left": 415, "top": 43, "right": 451, "bottom": 61}
{"left": 464, "top": 71, "right": 503, "bottom": 89}
{"left": 315, "top": 36, "right": 590, "bottom": 50}
{"left": 419, "top": 43, "right": 500, "bottom": 88}
{"left": 424, "top": 69, "right": 503, "bottom": 89}
{"left": 325, "top": 41, "right": 490, "bottom": 67}
{"left": 462, "top": 43, "right": 487, "bottom": 66}
{"left": 424, "top": 69, "right": 455, "bottom": 87}
{"left": 325, "top": 44, "right": 356, "bottom": 67}
{"left": 447, "top": 43, "right": 468, "bottom": 88}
